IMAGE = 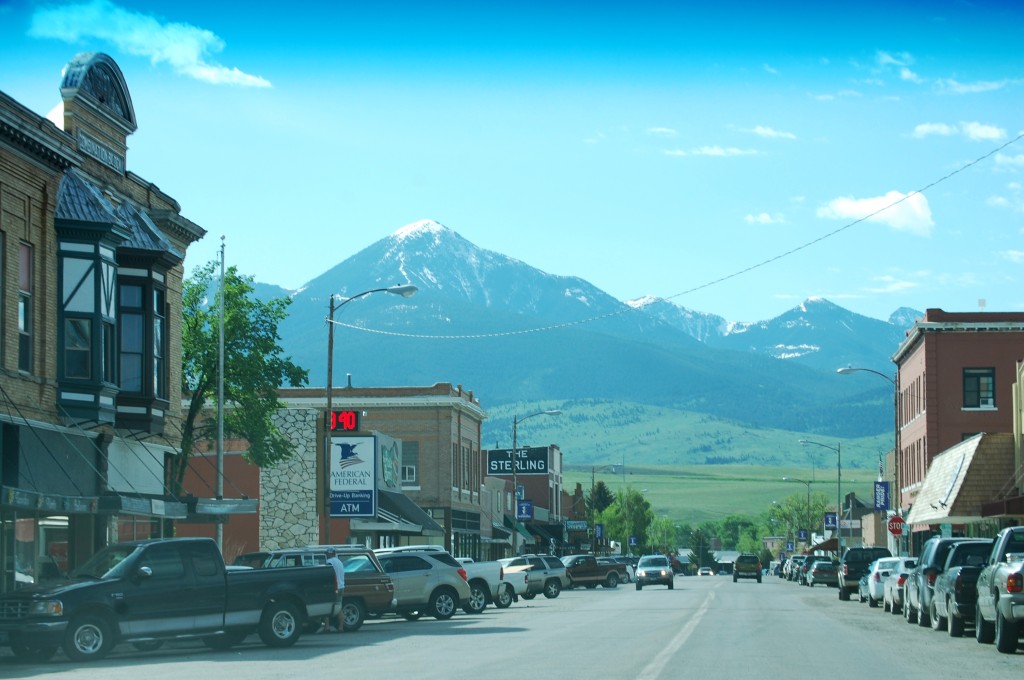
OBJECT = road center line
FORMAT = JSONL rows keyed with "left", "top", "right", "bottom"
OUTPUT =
{"left": 636, "top": 590, "right": 715, "bottom": 680}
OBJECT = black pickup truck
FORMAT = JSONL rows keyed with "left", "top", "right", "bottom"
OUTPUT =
{"left": 0, "top": 537, "right": 337, "bottom": 662}
{"left": 930, "top": 539, "right": 993, "bottom": 637}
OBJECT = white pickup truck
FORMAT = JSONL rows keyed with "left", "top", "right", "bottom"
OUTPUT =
{"left": 456, "top": 557, "right": 527, "bottom": 612}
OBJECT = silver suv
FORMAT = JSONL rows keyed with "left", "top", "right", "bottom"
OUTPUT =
{"left": 498, "top": 554, "right": 568, "bottom": 599}
{"left": 374, "top": 547, "right": 472, "bottom": 620}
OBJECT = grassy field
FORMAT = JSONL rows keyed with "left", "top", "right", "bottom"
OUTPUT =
{"left": 563, "top": 464, "right": 880, "bottom": 527}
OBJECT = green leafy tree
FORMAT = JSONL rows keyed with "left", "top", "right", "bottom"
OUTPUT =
{"left": 720, "top": 514, "right": 757, "bottom": 550}
{"left": 688, "top": 528, "right": 716, "bottom": 571}
{"left": 588, "top": 480, "right": 616, "bottom": 516}
{"left": 648, "top": 516, "right": 676, "bottom": 553}
{"left": 173, "top": 262, "right": 309, "bottom": 496}
{"left": 604, "top": 487, "right": 654, "bottom": 552}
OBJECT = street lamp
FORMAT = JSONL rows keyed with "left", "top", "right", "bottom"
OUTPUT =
{"left": 837, "top": 366, "right": 901, "bottom": 554}
{"left": 510, "top": 409, "right": 561, "bottom": 555}
{"left": 800, "top": 440, "right": 841, "bottom": 555}
{"left": 782, "top": 477, "right": 812, "bottom": 542}
{"left": 324, "top": 284, "right": 418, "bottom": 543}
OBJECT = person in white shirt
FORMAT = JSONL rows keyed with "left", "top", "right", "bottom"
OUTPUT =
{"left": 325, "top": 548, "right": 345, "bottom": 633}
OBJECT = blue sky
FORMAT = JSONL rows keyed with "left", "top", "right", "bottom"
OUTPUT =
{"left": 2, "top": 0, "right": 1022, "bottom": 323}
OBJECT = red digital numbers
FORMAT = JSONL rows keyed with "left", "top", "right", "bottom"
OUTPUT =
{"left": 330, "top": 410, "right": 359, "bottom": 431}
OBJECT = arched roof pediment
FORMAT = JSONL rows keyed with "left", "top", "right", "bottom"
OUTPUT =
{"left": 60, "top": 52, "right": 137, "bottom": 133}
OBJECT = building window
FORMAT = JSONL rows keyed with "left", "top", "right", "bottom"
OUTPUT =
{"left": 120, "top": 284, "right": 144, "bottom": 392}
{"left": 18, "top": 243, "right": 33, "bottom": 373}
{"left": 64, "top": 318, "right": 91, "bottom": 379}
{"left": 152, "top": 287, "right": 166, "bottom": 399}
{"left": 118, "top": 279, "right": 168, "bottom": 398}
{"left": 963, "top": 368, "right": 995, "bottom": 408}
{"left": 402, "top": 441, "right": 419, "bottom": 484}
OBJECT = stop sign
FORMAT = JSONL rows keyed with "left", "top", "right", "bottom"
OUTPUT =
{"left": 888, "top": 515, "right": 905, "bottom": 536}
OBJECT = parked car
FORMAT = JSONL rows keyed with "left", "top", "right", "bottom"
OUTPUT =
{"left": 931, "top": 539, "right": 993, "bottom": 636}
{"left": 734, "top": 553, "right": 762, "bottom": 583}
{"left": 905, "top": 537, "right": 989, "bottom": 627}
{"left": 862, "top": 557, "right": 903, "bottom": 607}
{"left": 882, "top": 558, "right": 917, "bottom": 614}
{"left": 261, "top": 545, "right": 395, "bottom": 631}
{"left": 598, "top": 556, "right": 635, "bottom": 582}
{"left": 374, "top": 548, "right": 471, "bottom": 620}
{"left": 498, "top": 554, "right": 568, "bottom": 599}
{"left": 806, "top": 559, "right": 837, "bottom": 587}
{"left": 562, "top": 554, "right": 627, "bottom": 589}
{"left": 635, "top": 555, "right": 674, "bottom": 590}
{"left": 838, "top": 547, "right": 892, "bottom": 601}
{"left": 0, "top": 537, "right": 338, "bottom": 662}
{"left": 975, "top": 526, "right": 1024, "bottom": 652}
{"left": 785, "top": 555, "right": 808, "bottom": 582}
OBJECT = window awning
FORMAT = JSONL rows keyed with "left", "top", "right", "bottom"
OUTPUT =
{"left": 503, "top": 515, "right": 533, "bottom": 541}
{"left": 905, "top": 433, "right": 1015, "bottom": 526}
{"left": 351, "top": 490, "right": 444, "bottom": 536}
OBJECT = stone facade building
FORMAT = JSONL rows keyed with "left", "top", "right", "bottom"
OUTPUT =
{"left": 0, "top": 53, "right": 205, "bottom": 591}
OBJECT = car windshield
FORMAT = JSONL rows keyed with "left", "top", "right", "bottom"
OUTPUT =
{"left": 639, "top": 557, "right": 669, "bottom": 567}
{"left": 71, "top": 544, "right": 142, "bottom": 580}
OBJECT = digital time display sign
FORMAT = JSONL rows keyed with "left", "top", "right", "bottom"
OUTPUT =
{"left": 329, "top": 410, "right": 360, "bottom": 432}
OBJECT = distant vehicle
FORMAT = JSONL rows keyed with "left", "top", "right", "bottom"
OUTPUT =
{"left": 806, "top": 559, "right": 837, "bottom": 588}
{"left": 598, "top": 556, "right": 635, "bottom": 582}
{"left": 734, "top": 553, "right": 762, "bottom": 583}
{"left": 697, "top": 567, "right": 714, "bottom": 577}
{"left": 635, "top": 555, "right": 674, "bottom": 590}
{"left": 862, "top": 557, "right": 903, "bottom": 607}
{"left": 561, "top": 554, "right": 626, "bottom": 589}
{"left": 838, "top": 547, "right": 892, "bottom": 601}
{"left": 882, "top": 558, "right": 917, "bottom": 614}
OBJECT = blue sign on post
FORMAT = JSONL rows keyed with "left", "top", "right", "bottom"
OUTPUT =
{"left": 874, "top": 481, "right": 890, "bottom": 510}
{"left": 629, "top": 536, "right": 637, "bottom": 546}
{"left": 516, "top": 500, "right": 533, "bottom": 520}
{"left": 798, "top": 529, "right": 808, "bottom": 541}
{"left": 824, "top": 512, "right": 837, "bottom": 530}
{"left": 595, "top": 523, "right": 604, "bottom": 540}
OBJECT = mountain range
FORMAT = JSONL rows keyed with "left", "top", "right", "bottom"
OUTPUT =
{"left": 248, "top": 220, "right": 919, "bottom": 466}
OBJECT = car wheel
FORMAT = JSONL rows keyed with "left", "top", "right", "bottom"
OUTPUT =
{"left": 636, "top": 582, "right": 642, "bottom": 591}
{"left": 604, "top": 572, "right": 619, "bottom": 588}
{"left": 401, "top": 610, "right": 423, "bottom": 621}
{"left": 917, "top": 599, "right": 931, "bottom": 627}
{"left": 495, "top": 584, "right": 514, "bottom": 609}
{"left": 756, "top": 576, "right": 761, "bottom": 583}
{"left": 585, "top": 583, "right": 598, "bottom": 589}
{"left": 521, "top": 592, "right": 537, "bottom": 600}
{"left": 930, "top": 600, "right": 946, "bottom": 631}
{"left": 544, "top": 579, "right": 562, "bottom": 599}
{"left": 869, "top": 595, "right": 878, "bottom": 608}
{"left": 733, "top": 575, "right": 737, "bottom": 583}
{"left": 905, "top": 596, "right": 917, "bottom": 624}
{"left": 464, "top": 582, "right": 488, "bottom": 614}
{"left": 948, "top": 598, "right": 964, "bottom": 638}
{"left": 883, "top": 596, "right": 890, "bottom": 612}
{"left": 429, "top": 587, "right": 459, "bottom": 620}
{"left": 343, "top": 599, "right": 367, "bottom": 631}
{"left": 10, "top": 643, "right": 58, "bottom": 663}
{"left": 258, "top": 601, "right": 302, "bottom": 648}
{"left": 995, "top": 607, "right": 1019, "bottom": 653}
{"left": 976, "top": 604, "right": 994, "bottom": 644}
{"left": 668, "top": 579, "right": 674, "bottom": 590}
{"left": 63, "top": 614, "right": 116, "bottom": 662}
{"left": 838, "top": 587, "right": 849, "bottom": 601}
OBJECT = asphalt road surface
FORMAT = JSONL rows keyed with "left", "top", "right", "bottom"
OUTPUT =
{"left": 3, "top": 573, "right": 1023, "bottom": 679}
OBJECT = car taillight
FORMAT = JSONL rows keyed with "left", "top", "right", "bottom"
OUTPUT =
{"left": 458, "top": 567, "right": 468, "bottom": 581}
{"left": 386, "top": 582, "right": 395, "bottom": 592}
{"left": 873, "top": 572, "right": 881, "bottom": 582}
{"left": 1007, "top": 573, "right": 1023, "bottom": 594}
{"left": 499, "top": 566, "right": 504, "bottom": 580}
{"left": 843, "top": 565, "right": 849, "bottom": 576}
{"left": 926, "top": 572, "right": 937, "bottom": 587}
{"left": 897, "top": 575, "right": 908, "bottom": 587}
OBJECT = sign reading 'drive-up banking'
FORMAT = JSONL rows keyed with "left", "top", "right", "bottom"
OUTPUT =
{"left": 487, "top": 447, "right": 549, "bottom": 475}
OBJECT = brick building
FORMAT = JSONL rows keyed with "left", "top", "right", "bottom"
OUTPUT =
{"left": 894, "top": 309, "right": 1024, "bottom": 552}
{"left": 0, "top": 53, "right": 205, "bottom": 591}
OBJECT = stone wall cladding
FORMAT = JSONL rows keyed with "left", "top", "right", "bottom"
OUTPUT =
{"left": 260, "top": 408, "right": 320, "bottom": 550}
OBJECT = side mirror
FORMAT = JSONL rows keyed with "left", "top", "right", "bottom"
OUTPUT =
{"left": 136, "top": 566, "right": 154, "bottom": 581}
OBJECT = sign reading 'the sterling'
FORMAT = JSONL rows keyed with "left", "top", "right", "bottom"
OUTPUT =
{"left": 487, "top": 447, "right": 549, "bottom": 476}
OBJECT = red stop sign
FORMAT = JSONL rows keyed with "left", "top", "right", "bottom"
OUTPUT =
{"left": 888, "top": 516, "right": 905, "bottom": 536}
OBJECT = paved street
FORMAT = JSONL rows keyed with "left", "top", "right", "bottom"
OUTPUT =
{"left": 3, "top": 575, "right": 1024, "bottom": 679}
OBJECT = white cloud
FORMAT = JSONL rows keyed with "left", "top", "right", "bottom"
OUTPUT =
{"left": 987, "top": 195, "right": 1011, "bottom": 208}
{"left": 995, "top": 153, "right": 1024, "bottom": 167}
{"left": 960, "top": 121, "right": 1006, "bottom": 141}
{"left": 744, "top": 212, "right": 785, "bottom": 225}
{"left": 646, "top": 127, "right": 678, "bottom": 137}
{"left": 584, "top": 132, "right": 607, "bottom": 144}
{"left": 877, "top": 50, "right": 914, "bottom": 67}
{"left": 29, "top": 0, "right": 270, "bottom": 87}
{"left": 899, "top": 67, "right": 923, "bottom": 84}
{"left": 865, "top": 275, "right": 919, "bottom": 294}
{"left": 746, "top": 125, "right": 796, "bottom": 140}
{"left": 763, "top": 64, "right": 778, "bottom": 75}
{"left": 912, "top": 123, "right": 957, "bottom": 138}
{"left": 936, "top": 78, "right": 1007, "bottom": 94}
{"left": 690, "top": 146, "right": 757, "bottom": 157}
{"left": 1002, "top": 250, "right": 1024, "bottom": 263}
{"left": 817, "top": 191, "right": 934, "bottom": 236}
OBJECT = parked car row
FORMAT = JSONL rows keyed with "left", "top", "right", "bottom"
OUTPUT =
{"left": 843, "top": 528, "right": 1024, "bottom": 657}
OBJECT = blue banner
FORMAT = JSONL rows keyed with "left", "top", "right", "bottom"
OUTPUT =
{"left": 824, "top": 512, "right": 837, "bottom": 530}
{"left": 874, "top": 481, "right": 890, "bottom": 510}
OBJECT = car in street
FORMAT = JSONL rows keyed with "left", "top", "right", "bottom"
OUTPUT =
{"left": 931, "top": 539, "right": 992, "bottom": 636}
{"left": 498, "top": 554, "right": 569, "bottom": 599}
{"left": 733, "top": 553, "right": 762, "bottom": 583}
{"left": 599, "top": 556, "right": 635, "bottom": 582}
{"left": 882, "top": 557, "right": 917, "bottom": 614}
{"left": 904, "top": 537, "right": 989, "bottom": 627}
{"left": 635, "top": 555, "right": 674, "bottom": 590}
{"left": 697, "top": 566, "right": 714, "bottom": 577}
{"left": 838, "top": 546, "right": 892, "bottom": 601}
{"left": 374, "top": 548, "right": 472, "bottom": 621}
{"left": 806, "top": 558, "right": 837, "bottom": 587}
{"left": 861, "top": 557, "right": 902, "bottom": 607}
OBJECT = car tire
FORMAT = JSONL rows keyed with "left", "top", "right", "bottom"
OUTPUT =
{"left": 904, "top": 595, "right": 917, "bottom": 624}
{"left": 258, "top": 601, "right": 302, "bottom": 648}
{"left": 544, "top": 579, "right": 562, "bottom": 599}
{"left": 976, "top": 604, "right": 994, "bottom": 644}
{"left": 495, "top": 584, "right": 514, "bottom": 609}
{"left": 401, "top": 611, "right": 422, "bottom": 621}
{"left": 930, "top": 600, "right": 946, "bottom": 631}
{"left": 917, "top": 599, "right": 931, "bottom": 627}
{"left": 604, "top": 572, "right": 619, "bottom": 588}
{"left": 343, "top": 599, "right": 367, "bottom": 631}
{"left": 756, "top": 575, "right": 761, "bottom": 583}
{"left": 733, "top": 575, "right": 737, "bottom": 583}
{"left": 868, "top": 595, "right": 878, "bottom": 608}
{"left": 838, "top": 587, "right": 849, "bottom": 601}
{"left": 521, "top": 592, "right": 537, "bottom": 600}
{"left": 429, "top": 587, "right": 459, "bottom": 620}
{"left": 636, "top": 582, "right": 642, "bottom": 591}
{"left": 948, "top": 597, "right": 964, "bottom": 638}
{"left": 464, "top": 582, "right": 488, "bottom": 614}
{"left": 994, "top": 608, "right": 1019, "bottom": 653}
{"left": 63, "top": 614, "right": 116, "bottom": 662}
{"left": 668, "top": 579, "right": 674, "bottom": 590}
